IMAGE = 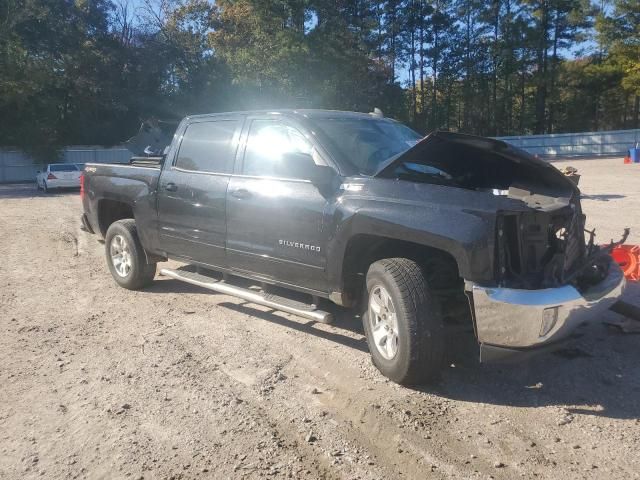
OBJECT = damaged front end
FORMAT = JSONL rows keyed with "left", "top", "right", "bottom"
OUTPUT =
{"left": 375, "top": 131, "right": 627, "bottom": 357}
{"left": 496, "top": 202, "right": 585, "bottom": 290}
{"left": 495, "top": 199, "right": 625, "bottom": 293}
{"left": 476, "top": 191, "right": 627, "bottom": 357}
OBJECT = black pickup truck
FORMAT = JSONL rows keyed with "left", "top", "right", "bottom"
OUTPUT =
{"left": 80, "top": 109, "right": 625, "bottom": 384}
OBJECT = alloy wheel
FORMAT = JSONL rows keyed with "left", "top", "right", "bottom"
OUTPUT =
{"left": 368, "top": 285, "right": 399, "bottom": 360}
{"left": 110, "top": 234, "right": 132, "bottom": 277}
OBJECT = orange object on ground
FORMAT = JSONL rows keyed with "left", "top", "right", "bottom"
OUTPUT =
{"left": 624, "top": 156, "right": 632, "bottom": 164}
{"left": 611, "top": 245, "right": 640, "bottom": 281}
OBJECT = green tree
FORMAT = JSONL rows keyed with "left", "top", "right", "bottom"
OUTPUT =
{"left": 596, "top": 0, "right": 640, "bottom": 127}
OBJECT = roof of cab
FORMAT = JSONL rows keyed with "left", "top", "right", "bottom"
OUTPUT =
{"left": 185, "top": 109, "right": 391, "bottom": 121}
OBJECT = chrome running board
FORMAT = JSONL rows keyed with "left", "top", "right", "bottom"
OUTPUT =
{"left": 159, "top": 267, "right": 333, "bottom": 324}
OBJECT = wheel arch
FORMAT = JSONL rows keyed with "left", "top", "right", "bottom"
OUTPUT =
{"left": 338, "top": 234, "right": 463, "bottom": 306}
{"left": 97, "top": 199, "right": 134, "bottom": 237}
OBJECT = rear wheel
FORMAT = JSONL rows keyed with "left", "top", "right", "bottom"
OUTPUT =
{"left": 363, "top": 258, "right": 444, "bottom": 385}
{"left": 105, "top": 219, "right": 156, "bottom": 290}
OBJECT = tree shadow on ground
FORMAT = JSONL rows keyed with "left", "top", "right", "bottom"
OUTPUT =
{"left": 423, "top": 285, "right": 640, "bottom": 421}
{"left": 145, "top": 276, "right": 368, "bottom": 351}
{"left": 219, "top": 301, "right": 369, "bottom": 353}
{"left": 581, "top": 194, "right": 626, "bottom": 201}
{"left": 0, "top": 183, "right": 79, "bottom": 198}
{"left": 426, "top": 323, "right": 640, "bottom": 420}
{"left": 145, "top": 274, "right": 640, "bottom": 420}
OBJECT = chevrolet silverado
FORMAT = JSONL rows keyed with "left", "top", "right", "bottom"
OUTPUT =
{"left": 80, "top": 110, "right": 626, "bottom": 384}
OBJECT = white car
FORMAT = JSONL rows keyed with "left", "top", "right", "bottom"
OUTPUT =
{"left": 36, "top": 163, "right": 82, "bottom": 193}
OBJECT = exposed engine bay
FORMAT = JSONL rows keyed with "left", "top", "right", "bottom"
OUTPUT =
{"left": 494, "top": 206, "right": 628, "bottom": 291}
{"left": 375, "top": 131, "right": 629, "bottom": 290}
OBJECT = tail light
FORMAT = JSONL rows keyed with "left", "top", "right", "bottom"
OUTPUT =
{"left": 80, "top": 173, "right": 85, "bottom": 199}
{"left": 47, "top": 173, "right": 57, "bottom": 180}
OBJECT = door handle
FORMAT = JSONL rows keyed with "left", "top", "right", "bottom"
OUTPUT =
{"left": 164, "top": 182, "right": 178, "bottom": 192}
{"left": 230, "top": 188, "right": 251, "bottom": 200}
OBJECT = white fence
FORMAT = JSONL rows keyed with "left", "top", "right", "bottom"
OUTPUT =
{"left": 495, "top": 129, "right": 640, "bottom": 158}
{"left": 2, "top": 129, "right": 639, "bottom": 183}
{"left": 0, "top": 146, "right": 131, "bottom": 184}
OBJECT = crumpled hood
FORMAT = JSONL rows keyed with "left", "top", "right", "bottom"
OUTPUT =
{"left": 373, "top": 131, "right": 578, "bottom": 198}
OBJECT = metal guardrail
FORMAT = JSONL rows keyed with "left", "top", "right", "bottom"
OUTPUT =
{"left": 0, "top": 146, "right": 131, "bottom": 183}
{"left": 495, "top": 129, "right": 640, "bottom": 158}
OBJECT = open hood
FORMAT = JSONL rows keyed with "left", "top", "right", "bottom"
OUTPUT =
{"left": 373, "top": 131, "right": 578, "bottom": 210}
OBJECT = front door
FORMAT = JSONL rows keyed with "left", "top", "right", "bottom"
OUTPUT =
{"left": 156, "top": 117, "right": 242, "bottom": 267}
{"left": 225, "top": 118, "right": 332, "bottom": 293}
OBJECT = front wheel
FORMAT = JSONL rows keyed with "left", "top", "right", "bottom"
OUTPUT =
{"left": 105, "top": 219, "right": 156, "bottom": 290}
{"left": 363, "top": 258, "right": 444, "bottom": 385}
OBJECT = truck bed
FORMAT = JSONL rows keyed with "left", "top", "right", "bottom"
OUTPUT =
{"left": 81, "top": 162, "right": 162, "bottom": 240}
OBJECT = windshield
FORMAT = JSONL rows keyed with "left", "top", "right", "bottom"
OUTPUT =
{"left": 310, "top": 117, "right": 422, "bottom": 175}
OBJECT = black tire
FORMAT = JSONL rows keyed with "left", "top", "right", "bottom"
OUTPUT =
{"left": 362, "top": 258, "right": 444, "bottom": 385}
{"left": 105, "top": 219, "right": 156, "bottom": 290}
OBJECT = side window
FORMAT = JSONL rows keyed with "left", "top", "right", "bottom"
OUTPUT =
{"left": 242, "top": 120, "right": 313, "bottom": 177}
{"left": 175, "top": 120, "right": 239, "bottom": 173}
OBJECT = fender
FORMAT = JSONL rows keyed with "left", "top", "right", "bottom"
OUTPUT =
{"left": 325, "top": 178, "right": 533, "bottom": 296}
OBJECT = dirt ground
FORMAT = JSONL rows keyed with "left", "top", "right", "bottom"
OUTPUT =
{"left": 1, "top": 157, "right": 639, "bottom": 480}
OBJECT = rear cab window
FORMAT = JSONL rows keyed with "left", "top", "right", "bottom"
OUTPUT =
{"left": 175, "top": 119, "right": 240, "bottom": 174}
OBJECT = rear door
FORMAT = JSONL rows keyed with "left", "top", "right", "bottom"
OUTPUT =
{"left": 156, "top": 116, "right": 243, "bottom": 267}
{"left": 225, "top": 116, "right": 333, "bottom": 292}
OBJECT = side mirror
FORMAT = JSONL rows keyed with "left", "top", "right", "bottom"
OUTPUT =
{"left": 281, "top": 152, "right": 334, "bottom": 184}
{"left": 309, "top": 164, "right": 335, "bottom": 185}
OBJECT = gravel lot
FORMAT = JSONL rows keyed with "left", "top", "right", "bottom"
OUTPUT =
{"left": 1, "top": 157, "right": 639, "bottom": 480}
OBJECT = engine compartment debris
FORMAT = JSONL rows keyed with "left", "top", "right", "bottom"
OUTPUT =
{"left": 561, "top": 165, "right": 580, "bottom": 185}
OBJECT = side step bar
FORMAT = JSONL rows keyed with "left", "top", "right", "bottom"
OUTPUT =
{"left": 159, "top": 267, "right": 333, "bottom": 324}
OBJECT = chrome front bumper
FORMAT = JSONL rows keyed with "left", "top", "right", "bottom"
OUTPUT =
{"left": 468, "top": 260, "right": 625, "bottom": 350}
